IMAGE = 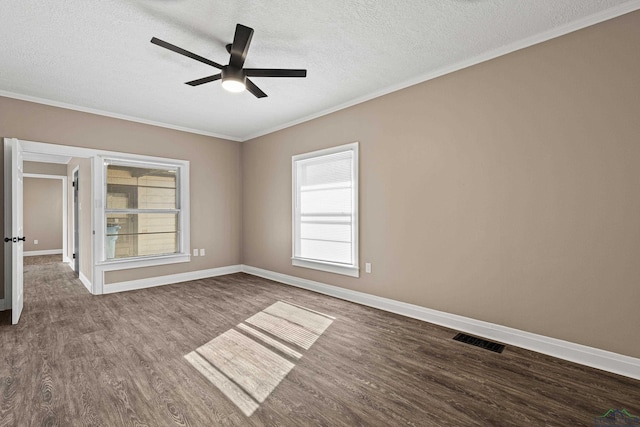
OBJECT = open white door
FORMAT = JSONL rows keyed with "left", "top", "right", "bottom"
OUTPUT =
{"left": 4, "top": 138, "right": 24, "bottom": 324}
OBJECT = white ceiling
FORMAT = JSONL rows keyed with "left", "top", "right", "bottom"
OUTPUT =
{"left": 1, "top": 1, "right": 639, "bottom": 141}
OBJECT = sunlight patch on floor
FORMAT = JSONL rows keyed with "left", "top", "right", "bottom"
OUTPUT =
{"left": 237, "top": 323, "right": 302, "bottom": 359}
{"left": 185, "top": 351, "right": 260, "bottom": 417}
{"left": 185, "top": 301, "right": 334, "bottom": 416}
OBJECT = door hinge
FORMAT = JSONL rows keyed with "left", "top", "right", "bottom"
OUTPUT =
{"left": 73, "top": 253, "right": 76, "bottom": 259}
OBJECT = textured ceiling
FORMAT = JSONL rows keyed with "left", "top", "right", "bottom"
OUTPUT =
{"left": 1, "top": 0, "right": 639, "bottom": 141}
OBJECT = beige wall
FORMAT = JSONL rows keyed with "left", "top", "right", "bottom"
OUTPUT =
{"left": 242, "top": 11, "right": 640, "bottom": 358}
{"left": 24, "top": 161, "right": 67, "bottom": 176}
{"left": 1, "top": 10, "right": 638, "bottom": 359}
{"left": 23, "top": 177, "right": 63, "bottom": 252}
{"left": 66, "top": 158, "right": 92, "bottom": 281}
{"left": 0, "top": 97, "right": 242, "bottom": 295}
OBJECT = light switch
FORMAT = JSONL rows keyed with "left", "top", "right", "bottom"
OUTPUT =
{"left": 34, "top": 239, "right": 39, "bottom": 245}
{"left": 365, "top": 263, "right": 372, "bottom": 273}
{"left": 193, "top": 248, "right": 198, "bottom": 256}
{"left": 200, "top": 248, "right": 205, "bottom": 256}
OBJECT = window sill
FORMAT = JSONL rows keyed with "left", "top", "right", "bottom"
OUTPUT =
{"left": 97, "top": 253, "right": 191, "bottom": 271}
{"left": 292, "top": 258, "right": 359, "bottom": 278}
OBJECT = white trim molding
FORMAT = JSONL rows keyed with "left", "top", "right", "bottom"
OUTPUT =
{"left": 292, "top": 142, "right": 359, "bottom": 278}
{"left": 0, "top": 90, "right": 242, "bottom": 142}
{"left": 103, "top": 265, "right": 242, "bottom": 294}
{"left": 79, "top": 272, "right": 92, "bottom": 294}
{"left": 23, "top": 152, "right": 72, "bottom": 164}
{"left": 70, "top": 164, "right": 80, "bottom": 274}
{"left": 241, "top": 265, "right": 640, "bottom": 381}
{"left": 95, "top": 156, "right": 190, "bottom": 265}
{"left": 24, "top": 249, "right": 63, "bottom": 257}
{"left": 292, "top": 258, "right": 359, "bottom": 278}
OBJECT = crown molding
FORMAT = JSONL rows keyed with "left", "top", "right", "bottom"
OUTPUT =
{"left": 240, "top": 1, "right": 640, "bottom": 141}
{"left": 2, "top": 2, "right": 639, "bottom": 143}
{"left": 0, "top": 90, "right": 242, "bottom": 142}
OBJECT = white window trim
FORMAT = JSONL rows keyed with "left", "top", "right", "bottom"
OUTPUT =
{"left": 96, "top": 154, "right": 190, "bottom": 268}
{"left": 291, "top": 142, "right": 359, "bottom": 278}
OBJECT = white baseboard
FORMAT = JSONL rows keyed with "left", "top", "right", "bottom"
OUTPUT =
{"left": 79, "top": 272, "right": 92, "bottom": 294}
{"left": 24, "top": 249, "right": 63, "bottom": 256}
{"left": 241, "top": 265, "right": 640, "bottom": 381}
{"left": 103, "top": 264, "right": 243, "bottom": 294}
{"left": 63, "top": 255, "right": 71, "bottom": 264}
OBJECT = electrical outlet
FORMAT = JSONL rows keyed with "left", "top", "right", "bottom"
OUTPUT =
{"left": 193, "top": 249, "right": 198, "bottom": 256}
{"left": 199, "top": 248, "right": 205, "bottom": 256}
{"left": 365, "top": 263, "right": 372, "bottom": 273}
{"left": 34, "top": 239, "right": 39, "bottom": 245}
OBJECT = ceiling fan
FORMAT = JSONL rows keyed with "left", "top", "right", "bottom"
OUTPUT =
{"left": 151, "top": 24, "right": 307, "bottom": 98}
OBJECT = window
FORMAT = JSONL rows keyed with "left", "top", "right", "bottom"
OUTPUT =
{"left": 292, "top": 143, "right": 359, "bottom": 277}
{"left": 103, "top": 159, "right": 187, "bottom": 262}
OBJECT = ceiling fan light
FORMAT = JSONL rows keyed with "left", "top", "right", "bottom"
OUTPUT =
{"left": 221, "top": 66, "right": 246, "bottom": 93}
{"left": 221, "top": 79, "right": 246, "bottom": 93}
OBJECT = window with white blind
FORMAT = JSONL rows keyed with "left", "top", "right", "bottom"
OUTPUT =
{"left": 292, "top": 143, "right": 359, "bottom": 277}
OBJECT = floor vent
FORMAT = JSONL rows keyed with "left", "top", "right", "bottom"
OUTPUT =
{"left": 453, "top": 333, "right": 505, "bottom": 353}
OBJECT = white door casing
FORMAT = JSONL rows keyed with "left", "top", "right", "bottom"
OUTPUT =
{"left": 4, "top": 137, "right": 24, "bottom": 324}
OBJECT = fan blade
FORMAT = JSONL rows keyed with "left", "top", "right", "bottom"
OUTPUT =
{"left": 246, "top": 79, "right": 267, "bottom": 98}
{"left": 244, "top": 69, "right": 307, "bottom": 78}
{"left": 229, "top": 24, "right": 254, "bottom": 69}
{"left": 185, "top": 74, "right": 221, "bottom": 86}
{"left": 151, "top": 37, "right": 223, "bottom": 69}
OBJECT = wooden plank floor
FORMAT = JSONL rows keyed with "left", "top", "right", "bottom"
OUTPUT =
{"left": 22, "top": 254, "right": 62, "bottom": 266}
{"left": 1, "top": 259, "right": 638, "bottom": 426}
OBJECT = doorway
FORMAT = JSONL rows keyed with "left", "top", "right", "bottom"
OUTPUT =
{"left": 3, "top": 139, "right": 95, "bottom": 325}
{"left": 22, "top": 172, "right": 68, "bottom": 264}
{"left": 72, "top": 168, "right": 79, "bottom": 276}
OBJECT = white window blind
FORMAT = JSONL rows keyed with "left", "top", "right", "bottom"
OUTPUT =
{"left": 292, "top": 143, "right": 358, "bottom": 277}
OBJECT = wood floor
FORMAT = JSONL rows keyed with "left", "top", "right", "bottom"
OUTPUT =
{"left": 1, "top": 259, "right": 639, "bottom": 426}
{"left": 22, "top": 254, "right": 62, "bottom": 266}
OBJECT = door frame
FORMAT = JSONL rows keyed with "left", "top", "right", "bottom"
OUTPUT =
{"left": 22, "top": 173, "right": 68, "bottom": 262}
{"left": 3, "top": 137, "right": 24, "bottom": 322}
{"left": 3, "top": 139, "right": 97, "bottom": 300}
{"left": 71, "top": 166, "right": 80, "bottom": 275}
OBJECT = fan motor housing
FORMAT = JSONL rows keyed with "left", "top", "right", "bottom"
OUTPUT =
{"left": 221, "top": 65, "right": 246, "bottom": 85}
